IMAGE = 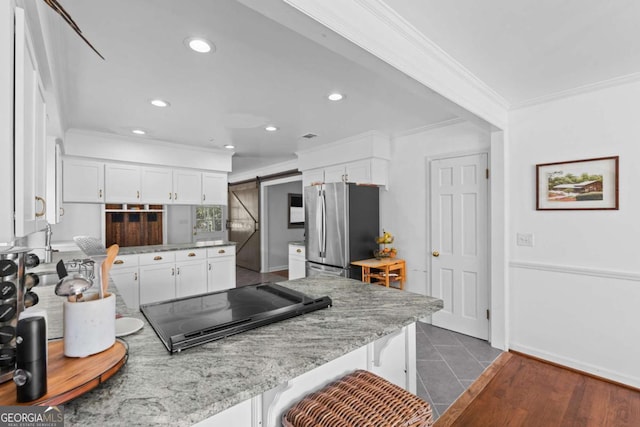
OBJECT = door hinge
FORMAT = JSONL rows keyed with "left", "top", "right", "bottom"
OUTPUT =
{"left": 485, "top": 168, "right": 490, "bottom": 179}
{"left": 486, "top": 309, "right": 490, "bottom": 320}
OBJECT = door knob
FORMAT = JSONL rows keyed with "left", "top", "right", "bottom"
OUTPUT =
{"left": 432, "top": 250, "right": 440, "bottom": 257}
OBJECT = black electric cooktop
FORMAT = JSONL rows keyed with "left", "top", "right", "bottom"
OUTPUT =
{"left": 140, "top": 283, "right": 332, "bottom": 353}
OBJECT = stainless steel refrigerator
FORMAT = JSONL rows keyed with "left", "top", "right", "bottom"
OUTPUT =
{"left": 305, "top": 182, "right": 379, "bottom": 279}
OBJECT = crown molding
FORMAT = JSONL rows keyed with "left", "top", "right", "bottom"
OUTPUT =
{"left": 392, "top": 118, "right": 467, "bottom": 139}
{"left": 283, "top": 0, "right": 509, "bottom": 129}
{"left": 511, "top": 72, "right": 640, "bottom": 110}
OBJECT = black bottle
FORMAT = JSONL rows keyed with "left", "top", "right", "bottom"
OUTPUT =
{"left": 14, "top": 316, "right": 47, "bottom": 402}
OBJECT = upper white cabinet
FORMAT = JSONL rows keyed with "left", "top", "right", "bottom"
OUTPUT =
{"left": 202, "top": 172, "right": 228, "bottom": 205}
{"left": 14, "top": 8, "right": 48, "bottom": 237}
{"left": 141, "top": 166, "right": 173, "bottom": 204}
{"left": 303, "top": 159, "right": 388, "bottom": 187}
{"left": 105, "top": 163, "right": 141, "bottom": 203}
{"left": 298, "top": 131, "right": 391, "bottom": 188}
{"left": 62, "top": 158, "right": 105, "bottom": 203}
{"left": 173, "top": 169, "right": 202, "bottom": 204}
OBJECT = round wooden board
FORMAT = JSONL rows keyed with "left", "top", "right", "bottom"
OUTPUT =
{"left": 0, "top": 338, "right": 128, "bottom": 406}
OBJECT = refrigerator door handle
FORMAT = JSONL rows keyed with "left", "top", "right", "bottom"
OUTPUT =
{"left": 315, "top": 188, "right": 324, "bottom": 258}
{"left": 320, "top": 189, "right": 327, "bottom": 258}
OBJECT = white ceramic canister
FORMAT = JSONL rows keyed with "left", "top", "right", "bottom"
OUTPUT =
{"left": 63, "top": 293, "right": 116, "bottom": 357}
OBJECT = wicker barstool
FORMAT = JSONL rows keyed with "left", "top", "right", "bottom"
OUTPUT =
{"left": 282, "top": 370, "right": 433, "bottom": 427}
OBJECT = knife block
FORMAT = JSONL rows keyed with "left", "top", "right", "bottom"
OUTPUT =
{"left": 63, "top": 293, "right": 116, "bottom": 357}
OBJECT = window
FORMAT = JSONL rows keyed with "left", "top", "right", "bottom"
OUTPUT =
{"left": 195, "top": 206, "right": 224, "bottom": 233}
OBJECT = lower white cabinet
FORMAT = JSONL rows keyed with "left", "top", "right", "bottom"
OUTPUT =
{"left": 139, "top": 250, "right": 208, "bottom": 304}
{"left": 109, "top": 254, "right": 139, "bottom": 310}
{"left": 207, "top": 246, "right": 236, "bottom": 292}
{"left": 288, "top": 244, "right": 306, "bottom": 280}
{"left": 175, "top": 249, "right": 207, "bottom": 298}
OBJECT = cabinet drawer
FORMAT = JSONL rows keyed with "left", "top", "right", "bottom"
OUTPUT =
{"left": 139, "top": 251, "right": 176, "bottom": 266}
{"left": 288, "top": 245, "right": 305, "bottom": 257}
{"left": 111, "top": 254, "right": 139, "bottom": 271}
{"left": 207, "top": 245, "right": 235, "bottom": 258}
{"left": 175, "top": 248, "right": 206, "bottom": 262}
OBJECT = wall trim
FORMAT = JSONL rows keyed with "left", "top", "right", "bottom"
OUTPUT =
{"left": 509, "top": 342, "right": 640, "bottom": 389}
{"left": 509, "top": 260, "right": 640, "bottom": 282}
{"left": 511, "top": 72, "right": 640, "bottom": 110}
{"left": 229, "top": 159, "right": 299, "bottom": 184}
{"left": 392, "top": 118, "right": 466, "bottom": 139}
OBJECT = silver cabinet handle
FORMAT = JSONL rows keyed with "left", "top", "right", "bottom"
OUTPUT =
{"left": 208, "top": 263, "right": 212, "bottom": 271}
{"left": 99, "top": 189, "right": 103, "bottom": 199}
{"left": 134, "top": 272, "right": 138, "bottom": 280}
{"left": 176, "top": 267, "right": 180, "bottom": 275}
{"left": 169, "top": 192, "right": 172, "bottom": 200}
{"left": 171, "top": 267, "right": 175, "bottom": 276}
{"left": 174, "top": 193, "right": 177, "bottom": 200}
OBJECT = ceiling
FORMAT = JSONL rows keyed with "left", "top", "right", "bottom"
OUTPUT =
{"left": 50, "top": 0, "right": 458, "bottom": 174}
{"left": 384, "top": 0, "right": 640, "bottom": 105}
{"left": 47, "top": 0, "right": 640, "bottom": 174}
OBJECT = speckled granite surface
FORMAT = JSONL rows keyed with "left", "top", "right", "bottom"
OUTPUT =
{"left": 32, "top": 275, "right": 442, "bottom": 426}
{"left": 118, "top": 241, "right": 236, "bottom": 255}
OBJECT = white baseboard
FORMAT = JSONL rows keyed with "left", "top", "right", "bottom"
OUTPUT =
{"left": 265, "top": 265, "right": 288, "bottom": 273}
{"left": 509, "top": 341, "right": 640, "bottom": 389}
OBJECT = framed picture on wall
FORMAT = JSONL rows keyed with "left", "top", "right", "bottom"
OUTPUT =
{"left": 536, "top": 156, "right": 619, "bottom": 210}
{"left": 288, "top": 193, "right": 304, "bottom": 228}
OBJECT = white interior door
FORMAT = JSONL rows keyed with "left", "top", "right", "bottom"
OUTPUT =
{"left": 430, "top": 153, "right": 489, "bottom": 340}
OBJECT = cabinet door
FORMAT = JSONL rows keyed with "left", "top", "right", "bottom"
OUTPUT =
{"left": 323, "top": 165, "right": 346, "bottom": 183}
{"left": 202, "top": 172, "right": 228, "bottom": 205}
{"left": 110, "top": 267, "right": 139, "bottom": 309}
{"left": 63, "top": 158, "right": 105, "bottom": 203}
{"left": 105, "top": 163, "right": 141, "bottom": 203}
{"left": 139, "top": 263, "right": 175, "bottom": 304}
{"left": 173, "top": 169, "right": 202, "bottom": 205}
{"left": 14, "top": 8, "right": 46, "bottom": 237}
{"left": 141, "top": 166, "right": 174, "bottom": 204}
{"left": 176, "top": 259, "right": 207, "bottom": 298}
{"left": 302, "top": 168, "right": 324, "bottom": 187}
{"left": 208, "top": 256, "right": 236, "bottom": 292}
{"left": 344, "top": 160, "right": 371, "bottom": 184}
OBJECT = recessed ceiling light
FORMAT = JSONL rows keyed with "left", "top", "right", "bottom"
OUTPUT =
{"left": 185, "top": 37, "right": 214, "bottom": 53}
{"left": 328, "top": 93, "right": 344, "bottom": 101}
{"left": 265, "top": 125, "right": 278, "bottom": 132}
{"left": 224, "top": 144, "right": 235, "bottom": 149}
{"left": 132, "top": 129, "right": 146, "bottom": 135}
{"left": 150, "top": 99, "right": 170, "bottom": 107}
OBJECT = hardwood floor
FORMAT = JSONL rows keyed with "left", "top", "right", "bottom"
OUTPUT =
{"left": 436, "top": 352, "right": 640, "bottom": 427}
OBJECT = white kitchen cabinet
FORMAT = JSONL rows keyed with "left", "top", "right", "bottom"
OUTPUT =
{"left": 105, "top": 163, "right": 141, "bottom": 203}
{"left": 202, "top": 172, "right": 228, "bottom": 205}
{"left": 173, "top": 169, "right": 202, "bottom": 204}
{"left": 139, "top": 250, "right": 208, "bottom": 304}
{"left": 109, "top": 254, "right": 139, "bottom": 309}
{"left": 302, "top": 168, "right": 324, "bottom": 188}
{"left": 14, "top": 7, "right": 47, "bottom": 237}
{"left": 141, "top": 166, "right": 173, "bottom": 204}
{"left": 139, "top": 252, "right": 176, "bottom": 305}
{"left": 45, "top": 137, "right": 63, "bottom": 224}
{"left": 175, "top": 249, "right": 207, "bottom": 298}
{"left": 288, "top": 244, "right": 306, "bottom": 280}
{"left": 62, "top": 158, "right": 105, "bottom": 203}
{"left": 302, "top": 159, "right": 388, "bottom": 187}
{"left": 207, "top": 246, "right": 236, "bottom": 292}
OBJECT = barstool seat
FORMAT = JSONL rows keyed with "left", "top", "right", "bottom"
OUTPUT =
{"left": 283, "top": 370, "right": 433, "bottom": 427}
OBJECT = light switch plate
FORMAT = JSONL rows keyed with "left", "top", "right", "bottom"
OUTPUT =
{"left": 516, "top": 233, "right": 534, "bottom": 247}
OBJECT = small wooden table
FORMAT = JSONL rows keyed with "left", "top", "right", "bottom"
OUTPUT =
{"left": 351, "top": 258, "right": 406, "bottom": 290}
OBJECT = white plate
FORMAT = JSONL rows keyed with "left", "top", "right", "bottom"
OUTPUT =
{"left": 115, "top": 317, "right": 144, "bottom": 337}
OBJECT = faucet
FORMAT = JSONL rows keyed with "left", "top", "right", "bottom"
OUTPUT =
{"left": 44, "top": 223, "right": 53, "bottom": 264}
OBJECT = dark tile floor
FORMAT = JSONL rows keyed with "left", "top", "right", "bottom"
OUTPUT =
{"left": 236, "top": 267, "right": 503, "bottom": 420}
{"left": 415, "top": 321, "right": 503, "bottom": 420}
{"left": 236, "top": 266, "right": 289, "bottom": 287}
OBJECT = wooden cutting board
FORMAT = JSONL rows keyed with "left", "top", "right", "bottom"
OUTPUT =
{"left": 0, "top": 339, "right": 128, "bottom": 406}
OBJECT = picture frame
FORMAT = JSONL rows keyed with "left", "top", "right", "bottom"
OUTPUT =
{"left": 287, "top": 193, "right": 304, "bottom": 228}
{"left": 536, "top": 156, "right": 619, "bottom": 210}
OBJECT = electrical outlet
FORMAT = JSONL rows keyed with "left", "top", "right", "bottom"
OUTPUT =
{"left": 516, "top": 233, "right": 534, "bottom": 247}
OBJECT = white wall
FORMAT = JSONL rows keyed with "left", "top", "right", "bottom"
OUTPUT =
{"left": 380, "top": 121, "right": 490, "bottom": 295}
{"left": 266, "top": 181, "right": 304, "bottom": 271}
{"left": 508, "top": 80, "right": 640, "bottom": 388}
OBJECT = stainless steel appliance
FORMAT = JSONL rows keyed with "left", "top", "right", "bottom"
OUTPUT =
{"left": 0, "top": 247, "right": 41, "bottom": 384}
{"left": 140, "top": 283, "right": 332, "bottom": 353}
{"left": 305, "top": 183, "right": 379, "bottom": 279}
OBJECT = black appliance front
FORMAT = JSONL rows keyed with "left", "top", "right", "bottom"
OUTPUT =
{"left": 140, "top": 283, "right": 332, "bottom": 353}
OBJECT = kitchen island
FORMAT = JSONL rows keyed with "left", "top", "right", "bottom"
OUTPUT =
{"left": 33, "top": 275, "right": 442, "bottom": 426}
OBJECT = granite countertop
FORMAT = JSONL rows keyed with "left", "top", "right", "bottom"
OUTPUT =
{"left": 116, "top": 241, "right": 236, "bottom": 255}
{"left": 288, "top": 241, "right": 305, "bottom": 246}
{"left": 32, "top": 276, "right": 442, "bottom": 426}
